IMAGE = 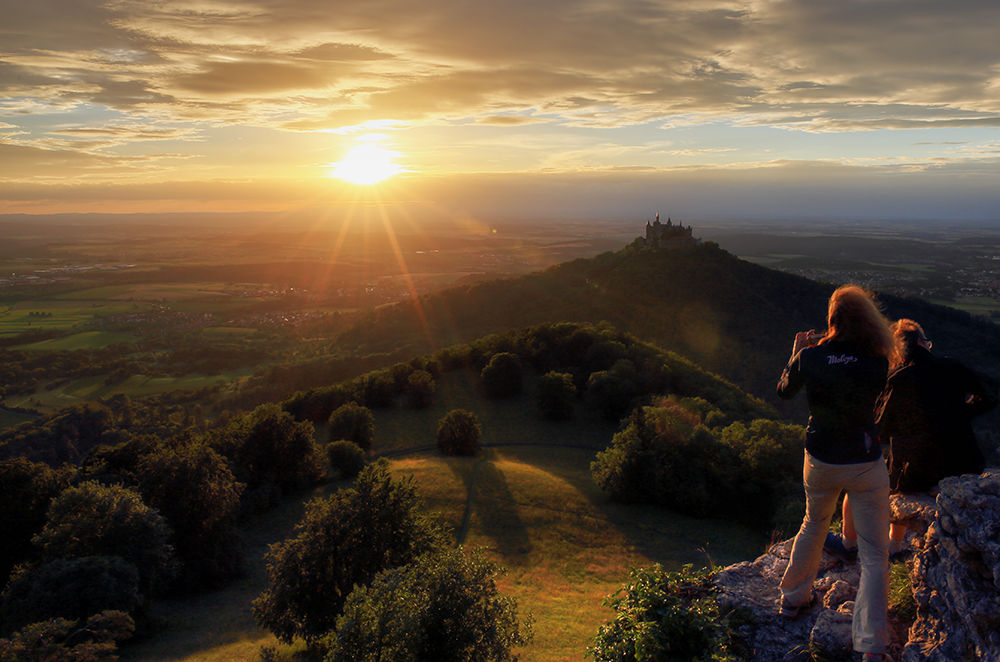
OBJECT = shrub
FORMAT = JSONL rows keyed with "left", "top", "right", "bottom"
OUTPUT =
{"left": 481, "top": 352, "right": 523, "bottom": 398}
{"left": 253, "top": 460, "right": 447, "bottom": 644}
{"left": 436, "top": 409, "right": 481, "bottom": 456}
{"left": 537, "top": 371, "right": 577, "bottom": 420}
{"left": 588, "top": 564, "right": 746, "bottom": 662}
{"left": 211, "top": 403, "right": 323, "bottom": 498}
{"left": 325, "top": 547, "right": 532, "bottom": 662}
{"left": 0, "top": 557, "right": 142, "bottom": 635}
{"left": 326, "top": 440, "right": 366, "bottom": 479}
{"left": 327, "top": 403, "right": 375, "bottom": 450}
{"left": 0, "top": 458, "right": 71, "bottom": 586}
{"left": 0, "top": 610, "right": 134, "bottom": 662}
{"left": 32, "top": 481, "right": 176, "bottom": 594}
{"left": 591, "top": 404, "right": 805, "bottom": 528}
{"left": 137, "top": 444, "right": 245, "bottom": 590}
{"left": 406, "top": 370, "right": 435, "bottom": 409}
{"left": 586, "top": 360, "right": 639, "bottom": 421}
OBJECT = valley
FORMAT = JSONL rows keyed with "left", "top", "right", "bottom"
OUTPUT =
{"left": 2, "top": 213, "right": 999, "bottom": 662}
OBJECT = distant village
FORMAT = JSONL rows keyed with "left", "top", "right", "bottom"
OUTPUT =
{"left": 0, "top": 262, "right": 136, "bottom": 288}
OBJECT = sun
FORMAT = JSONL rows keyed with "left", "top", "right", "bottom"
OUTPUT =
{"left": 331, "top": 144, "right": 402, "bottom": 185}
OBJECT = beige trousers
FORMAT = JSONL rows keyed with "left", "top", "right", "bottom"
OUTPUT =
{"left": 780, "top": 452, "right": 890, "bottom": 655}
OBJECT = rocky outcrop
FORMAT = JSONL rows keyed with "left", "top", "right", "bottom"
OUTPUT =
{"left": 714, "top": 537, "right": 862, "bottom": 661}
{"left": 713, "top": 470, "right": 1000, "bottom": 662}
{"left": 903, "top": 471, "right": 1000, "bottom": 662}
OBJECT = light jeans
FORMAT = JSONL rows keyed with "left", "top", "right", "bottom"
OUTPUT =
{"left": 780, "top": 452, "right": 890, "bottom": 655}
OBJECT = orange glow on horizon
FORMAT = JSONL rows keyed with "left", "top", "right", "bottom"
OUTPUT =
{"left": 331, "top": 145, "right": 404, "bottom": 185}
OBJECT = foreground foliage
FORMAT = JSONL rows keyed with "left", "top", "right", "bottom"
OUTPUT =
{"left": 32, "top": 481, "right": 176, "bottom": 594}
{"left": 589, "top": 565, "right": 747, "bottom": 662}
{"left": 252, "top": 461, "right": 448, "bottom": 643}
{"left": 324, "top": 547, "right": 532, "bottom": 662}
{"left": 592, "top": 402, "right": 805, "bottom": 530}
{"left": 0, "top": 610, "right": 134, "bottom": 662}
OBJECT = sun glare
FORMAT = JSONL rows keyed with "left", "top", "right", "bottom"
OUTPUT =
{"left": 331, "top": 144, "right": 402, "bottom": 185}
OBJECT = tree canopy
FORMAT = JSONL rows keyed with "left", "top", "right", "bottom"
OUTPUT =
{"left": 325, "top": 547, "right": 532, "bottom": 662}
{"left": 253, "top": 460, "right": 448, "bottom": 643}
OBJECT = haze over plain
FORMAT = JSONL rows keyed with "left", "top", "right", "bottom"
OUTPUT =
{"left": 2, "top": 0, "right": 999, "bottom": 221}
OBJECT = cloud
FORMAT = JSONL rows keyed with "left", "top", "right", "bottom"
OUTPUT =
{"left": 4, "top": 0, "right": 997, "bottom": 127}
{"left": 3, "top": 0, "right": 1000, "bottom": 212}
{"left": 171, "top": 60, "right": 337, "bottom": 97}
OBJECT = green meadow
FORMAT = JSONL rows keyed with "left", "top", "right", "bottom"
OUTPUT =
{"left": 4, "top": 373, "right": 234, "bottom": 413}
{"left": 13, "top": 331, "right": 134, "bottom": 350}
{"left": 0, "top": 301, "right": 143, "bottom": 338}
{"left": 933, "top": 296, "right": 1000, "bottom": 316}
{"left": 122, "top": 448, "right": 764, "bottom": 662}
{"left": 124, "top": 370, "right": 766, "bottom": 662}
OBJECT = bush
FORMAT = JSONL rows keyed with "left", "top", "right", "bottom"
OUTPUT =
{"left": 32, "top": 481, "right": 176, "bottom": 594}
{"left": 586, "top": 360, "right": 639, "bottom": 421}
{"left": 481, "top": 352, "right": 523, "bottom": 398}
{"left": 211, "top": 403, "right": 323, "bottom": 498}
{"left": 406, "top": 370, "right": 435, "bottom": 409}
{"left": 0, "top": 458, "right": 71, "bottom": 586}
{"left": 0, "top": 557, "right": 142, "bottom": 635}
{"left": 0, "top": 610, "right": 134, "bottom": 662}
{"left": 588, "top": 564, "right": 746, "bottom": 662}
{"left": 137, "top": 444, "right": 245, "bottom": 590}
{"left": 325, "top": 547, "right": 532, "bottom": 662}
{"left": 436, "top": 409, "right": 481, "bottom": 456}
{"left": 537, "top": 371, "right": 577, "bottom": 420}
{"left": 591, "top": 404, "right": 805, "bottom": 528}
{"left": 326, "top": 440, "right": 366, "bottom": 479}
{"left": 252, "top": 460, "right": 447, "bottom": 644}
{"left": 327, "top": 402, "right": 375, "bottom": 450}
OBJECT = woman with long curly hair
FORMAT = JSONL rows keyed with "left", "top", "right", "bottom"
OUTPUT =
{"left": 776, "top": 285, "right": 895, "bottom": 662}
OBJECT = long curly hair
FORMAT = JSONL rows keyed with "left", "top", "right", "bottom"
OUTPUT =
{"left": 819, "top": 285, "right": 895, "bottom": 359}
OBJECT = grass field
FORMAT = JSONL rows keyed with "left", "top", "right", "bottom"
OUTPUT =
{"left": 0, "top": 409, "right": 37, "bottom": 428}
{"left": 0, "top": 301, "right": 145, "bottom": 337}
{"left": 13, "top": 330, "right": 134, "bottom": 350}
{"left": 121, "top": 448, "right": 765, "bottom": 662}
{"left": 3, "top": 373, "right": 233, "bottom": 414}
{"left": 123, "top": 372, "right": 765, "bottom": 662}
{"left": 932, "top": 296, "right": 1000, "bottom": 316}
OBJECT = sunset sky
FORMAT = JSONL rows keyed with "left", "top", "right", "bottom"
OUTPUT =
{"left": 2, "top": 0, "right": 999, "bottom": 221}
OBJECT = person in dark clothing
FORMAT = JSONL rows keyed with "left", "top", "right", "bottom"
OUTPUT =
{"left": 776, "top": 285, "right": 895, "bottom": 662}
{"left": 876, "top": 318, "right": 998, "bottom": 551}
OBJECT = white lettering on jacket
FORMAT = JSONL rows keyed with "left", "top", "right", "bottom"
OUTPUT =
{"left": 828, "top": 354, "right": 858, "bottom": 365}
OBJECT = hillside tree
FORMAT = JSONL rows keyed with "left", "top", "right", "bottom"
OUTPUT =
{"left": 327, "top": 402, "right": 375, "bottom": 450}
{"left": 325, "top": 547, "right": 532, "bottom": 662}
{"left": 436, "top": 409, "right": 481, "bottom": 456}
{"left": 537, "top": 371, "right": 577, "bottom": 420}
{"left": 32, "top": 481, "right": 176, "bottom": 594}
{"left": 481, "top": 352, "right": 523, "bottom": 398}
{"left": 253, "top": 460, "right": 447, "bottom": 644}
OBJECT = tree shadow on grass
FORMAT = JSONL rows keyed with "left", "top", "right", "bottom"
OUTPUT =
{"left": 493, "top": 445, "right": 766, "bottom": 570}
{"left": 447, "top": 450, "right": 532, "bottom": 565}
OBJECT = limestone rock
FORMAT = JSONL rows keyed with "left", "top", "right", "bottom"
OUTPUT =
{"left": 810, "top": 609, "right": 854, "bottom": 658}
{"left": 713, "top": 470, "right": 1000, "bottom": 662}
{"left": 903, "top": 470, "right": 1000, "bottom": 662}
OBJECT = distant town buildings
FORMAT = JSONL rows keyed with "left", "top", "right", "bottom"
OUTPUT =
{"left": 642, "top": 213, "right": 699, "bottom": 249}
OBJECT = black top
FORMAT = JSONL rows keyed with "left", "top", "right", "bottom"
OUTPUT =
{"left": 777, "top": 340, "right": 889, "bottom": 464}
{"left": 877, "top": 346, "right": 998, "bottom": 493}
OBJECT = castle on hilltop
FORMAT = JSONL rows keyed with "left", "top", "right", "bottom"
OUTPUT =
{"left": 642, "top": 213, "right": 699, "bottom": 249}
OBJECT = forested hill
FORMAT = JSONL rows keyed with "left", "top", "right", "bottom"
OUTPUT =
{"left": 337, "top": 240, "right": 1000, "bottom": 424}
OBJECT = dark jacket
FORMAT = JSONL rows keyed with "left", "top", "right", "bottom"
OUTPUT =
{"left": 876, "top": 346, "right": 998, "bottom": 493}
{"left": 777, "top": 340, "right": 889, "bottom": 465}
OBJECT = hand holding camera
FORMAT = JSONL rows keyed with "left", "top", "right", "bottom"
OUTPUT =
{"left": 792, "top": 329, "right": 824, "bottom": 356}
